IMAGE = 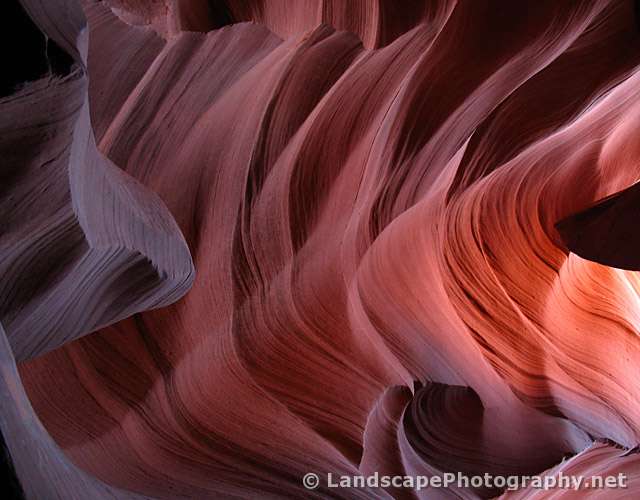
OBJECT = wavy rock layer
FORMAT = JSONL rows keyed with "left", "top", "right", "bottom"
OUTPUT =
{"left": 0, "top": 0, "right": 194, "bottom": 363}
{"left": 2, "top": 0, "right": 640, "bottom": 499}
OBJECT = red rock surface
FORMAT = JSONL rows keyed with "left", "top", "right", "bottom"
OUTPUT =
{"left": 2, "top": 0, "right": 640, "bottom": 498}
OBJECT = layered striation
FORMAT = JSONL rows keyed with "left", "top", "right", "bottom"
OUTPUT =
{"left": 2, "top": 0, "right": 640, "bottom": 498}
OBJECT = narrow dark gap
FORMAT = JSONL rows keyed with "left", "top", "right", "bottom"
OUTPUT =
{"left": 0, "top": 428, "right": 25, "bottom": 500}
{"left": 1, "top": 0, "right": 74, "bottom": 97}
{"left": 207, "top": 0, "right": 235, "bottom": 29}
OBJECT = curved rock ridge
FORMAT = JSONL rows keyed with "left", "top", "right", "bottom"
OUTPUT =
{"left": 0, "top": 0, "right": 194, "bottom": 362}
{"left": 501, "top": 442, "right": 640, "bottom": 499}
{"left": 2, "top": 0, "right": 640, "bottom": 498}
{"left": 0, "top": 322, "right": 149, "bottom": 499}
{"left": 100, "top": 0, "right": 445, "bottom": 48}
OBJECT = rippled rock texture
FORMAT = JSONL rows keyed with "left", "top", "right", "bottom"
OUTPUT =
{"left": 2, "top": 0, "right": 640, "bottom": 498}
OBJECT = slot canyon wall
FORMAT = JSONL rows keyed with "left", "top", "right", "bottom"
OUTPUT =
{"left": 2, "top": 0, "right": 640, "bottom": 498}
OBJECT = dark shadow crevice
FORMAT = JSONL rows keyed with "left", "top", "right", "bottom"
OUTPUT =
{"left": 1, "top": 1, "right": 74, "bottom": 97}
